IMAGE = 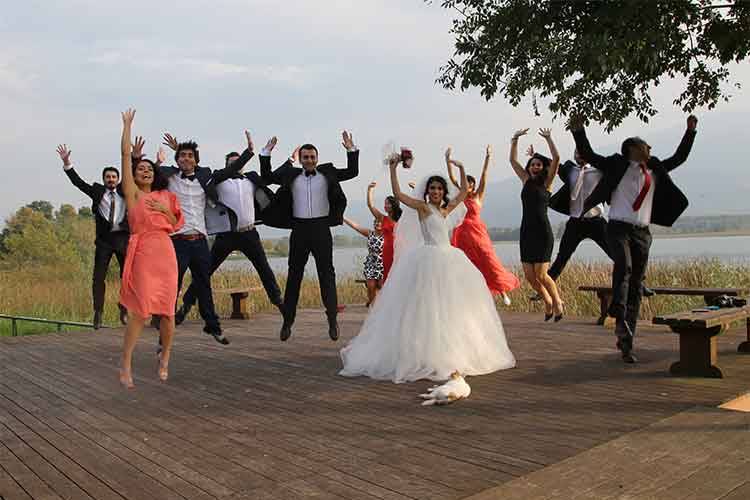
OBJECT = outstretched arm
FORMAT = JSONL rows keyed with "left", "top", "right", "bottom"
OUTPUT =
{"left": 366, "top": 182, "right": 386, "bottom": 220}
{"left": 343, "top": 217, "right": 371, "bottom": 238}
{"left": 509, "top": 129, "right": 530, "bottom": 183}
{"left": 389, "top": 155, "right": 425, "bottom": 211}
{"left": 661, "top": 115, "right": 698, "bottom": 172}
{"left": 568, "top": 114, "right": 609, "bottom": 170}
{"left": 213, "top": 130, "right": 254, "bottom": 184}
{"left": 57, "top": 144, "right": 97, "bottom": 198}
{"left": 120, "top": 109, "right": 138, "bottom": 206}
{"left": 475, "top": 144, "right": 492, "bottom": 203}
{"left": 445, "top": 159, "right": 468, "bottom": 213}
{"left": 335, "top": 130, "right": 359, "bottom": 181}
{"left": 445, "top": 147, "right": 460, "bottom": 189}
{"left": 539, "top": 128, "right": 560, "bottom": 191}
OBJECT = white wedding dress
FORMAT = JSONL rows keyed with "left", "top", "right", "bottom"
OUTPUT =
{"left": 339, "top": 203, "right": 516, "bottom": 383}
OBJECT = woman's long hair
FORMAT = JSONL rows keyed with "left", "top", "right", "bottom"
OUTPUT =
{"left": 385, "top": 195, "right": 403, "bottom": 222}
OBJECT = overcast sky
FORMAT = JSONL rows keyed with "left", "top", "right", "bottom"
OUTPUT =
{"left": 2, "top": 0, "right": 749, "bottom": 223}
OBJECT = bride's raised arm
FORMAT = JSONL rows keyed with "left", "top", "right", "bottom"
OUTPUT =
{"left": 445, "top": 159, "right": 468, "bottom": 214}
{"left": 389, "top": 154, "right": 425, "bottom": 211}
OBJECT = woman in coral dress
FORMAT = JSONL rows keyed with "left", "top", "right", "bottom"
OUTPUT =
{"left": 118, "top": 109, "right": 184, "bottom": 389}
{"left": 447, "top": 145, "right": 520, "bottom": 304}
{"left": 365, "top": 181, "right": 402, "bottom": 282}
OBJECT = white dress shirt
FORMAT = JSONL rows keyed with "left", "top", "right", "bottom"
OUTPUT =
{"left": 568, "top": 164, "right": 604, "bottom": 219}
{"left": 168, "top": 174, "right": 207, "bottom": 235}
{"left": 100, "top": 189, "right": 127, "bottom": 231}
{"left": 216, "top": 177, "right": 256, "bottom": 230}
{"left": 608, "top": 161, "right": 656, "bottom": 227}
{"left": 292, "top": 171, "right": 329, "bottom": 219}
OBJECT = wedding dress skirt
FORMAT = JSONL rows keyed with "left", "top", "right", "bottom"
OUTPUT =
{"left": 339, "top": 204, "right": 516, "bottom": 383}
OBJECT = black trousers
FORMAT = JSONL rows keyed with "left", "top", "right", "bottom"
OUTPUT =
{"left": 607, "top": 220, "right": 652, "bottom": 341}
{"left": 92, "top": 232, "right": 129, "bottom": 313}
{"left": 284, "top": 219, "right": 337, "bottom": 324}
{"left": 182, "top": 229, "right": 282, "bottom": 309}
{"left": 548, "top": 216, "right": 611, "bottom": 280}
{"left": 173, "top": 238, "right": 221, "bottom": 333}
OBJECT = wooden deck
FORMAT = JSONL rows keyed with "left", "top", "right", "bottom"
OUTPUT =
{"left": 1, "top": 307, "right": 749, "bottom": 500}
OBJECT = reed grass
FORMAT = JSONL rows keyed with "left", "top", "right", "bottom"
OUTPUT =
{"left": 2, "top": 258, "right": 748, "bottom": 336}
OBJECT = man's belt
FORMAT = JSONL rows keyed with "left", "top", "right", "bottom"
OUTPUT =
{"left": 172, "top": 233, "right": 206, "bottom": 241}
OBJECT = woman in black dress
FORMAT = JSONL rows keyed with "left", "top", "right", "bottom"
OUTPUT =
{"left": 509, "top": 128, "right": 563, "bottom": 321}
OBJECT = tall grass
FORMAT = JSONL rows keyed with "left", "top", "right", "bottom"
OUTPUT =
{"left": 2, "top": 258, "right": 749, "bottom": 336}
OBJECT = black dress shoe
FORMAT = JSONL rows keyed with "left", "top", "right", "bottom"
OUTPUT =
{"left": 174, "top": 306, "right": 187, "bottom": 326}
{"left": 544, "top": 312, "right": 553, "bottom": 322}
{"left": 280, "top": 321, "right": 293, "bottom": 341}
{"left": 328, "top": 320, "right": 339, "bottom": 341}
{"left": 621, "top": 351, "right": 638, "bottom": 364}
{"left": 203, "top": 326, "right": 230, "bottom": 345}
{"left": 119, "top": 306, "right": 128, "bottom": 326}
{"left": 642, "top": 285, "right": 655, "bottom": 297}
{"left": 93, "top": 311, "right": 103, "bottom": 330}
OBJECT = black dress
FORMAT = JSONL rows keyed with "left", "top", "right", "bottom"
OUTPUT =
{"left": 520, "top": 180, "right": 554, "bottom": 263}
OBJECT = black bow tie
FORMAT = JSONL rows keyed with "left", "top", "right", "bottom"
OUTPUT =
{"left": 181, "top": 173, "right": 196, "bottom": 181}
{"left": 304, "top": 169, "right": 317, "bottom": 177}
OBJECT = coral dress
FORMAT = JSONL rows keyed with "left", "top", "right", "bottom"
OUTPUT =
{"left": 381, "top": 216, "right": 396, "bottom": 281}
{"left": 451, "top": 198, "right": 520, "bottom": 295}
{"left": 119, "top": 191, "right": 184, "bottom": 319}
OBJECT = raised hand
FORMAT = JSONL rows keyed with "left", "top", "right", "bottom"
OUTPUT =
{"left": 566, "top": 113, "right": 585, "bottom": 131}
{"left": 162, "top": 133, "right": 178, "bottom": 151}
{"left": 132, "top": 136, "right": 145, "bottom": 158}
{"left": 449, "top": 159, "right": 465, "bottom": 169}
{"left": 387, "top": 152, "right": 400, "bottom": 169}
{"left": 538, "top": 128, "right": 553, "bottom": 139}
{"left": 444, "top": 147, "right": 453, "bottom": 163}
{"left": 512, "top": 128, "right": 529, "bottom": 140}
{"left": 122, "top": 108, "right": 136, "bottom": 124}
{"left": 526, "top": 144, "right": 535, "bottom": 157}
{"left": 485, "top": 144, "right": 493, "bottom": 160}
{"left": 56, "top": 144, "right": 72, "bottom": 166}
{"left": 342, "top": 130, "right": 355, "bottom": 150}
{"left": 368, "top": 181, "right": 377, "bottom": 190}
{"left": 291, "top": 145, "right": 300, "bottom": 164}
{"left": 687, "top": 115, "right": 698, "bottom": 131}
{"left": 245, "top": 130, "right": 254, "bottom": 152}
{"left": 156, "top": 147, "right": 167, "bottom": 165}
{"left": 263, "top": 136, "right": 278, "bottom": 154}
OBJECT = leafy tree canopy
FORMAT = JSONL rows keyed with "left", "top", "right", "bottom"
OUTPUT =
{"left": 430, "top": 0, "right": 750, "bottom": 130}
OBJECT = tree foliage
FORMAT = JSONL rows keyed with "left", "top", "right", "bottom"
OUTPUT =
{"left": 430, "top": 0, "right": 750, "bottom": 130}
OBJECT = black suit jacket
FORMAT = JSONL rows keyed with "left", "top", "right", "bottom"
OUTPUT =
{"left": 205, "top": 171, "right": 284, "bottom": 233}
{"left": 156, "top": 147, "right": 252, "bottom": 205}
{"left": 549, "top": 160, "right": 578, "bottom": 216}
{"left": 572, "top": 128, "right": 696, "bottom": 227}
{"left": 64, "top": 167, "right": 129, "bottom": 242}
{"left": 259, "top": 151, "right": 359, "bottom": 228}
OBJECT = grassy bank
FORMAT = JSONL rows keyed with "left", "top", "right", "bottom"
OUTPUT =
{"left": 2, "top": 258, "right": 748, "bottom": 336}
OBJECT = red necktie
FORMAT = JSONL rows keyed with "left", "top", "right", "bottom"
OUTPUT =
{"left": 632, "top": 163, "right": 652, "bottom": 211}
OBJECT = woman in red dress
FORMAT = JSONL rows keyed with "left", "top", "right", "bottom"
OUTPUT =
{"left": 447, "top": 145, "right": 520, "bottom": 305}
{"left": 366, "top": 181, "right": 402, "bottom": 282}
{"left": 118, "top": 109, "right": 184, "bottom": 389}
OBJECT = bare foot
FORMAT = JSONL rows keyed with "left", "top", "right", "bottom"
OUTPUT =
{"left": 119, "top": 368, "right": 135, "bottom": 389}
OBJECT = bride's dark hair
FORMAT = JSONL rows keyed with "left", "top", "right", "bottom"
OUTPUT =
{"left": 423, "top": 175, "right": 450, "bottom": 208}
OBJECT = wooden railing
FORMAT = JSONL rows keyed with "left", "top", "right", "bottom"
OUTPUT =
{"left": 0, "top": 314, "right": 95, "bottom": 336}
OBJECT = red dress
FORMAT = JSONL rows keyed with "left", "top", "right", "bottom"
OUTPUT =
{"left": 451, "top": 198, "right": 520, "bottom": 295}
{"left": 120, "top": 191, "right": 184, "bottom": 319}
{"left": 381, "top": 216, "right": 396, "bottom": 281}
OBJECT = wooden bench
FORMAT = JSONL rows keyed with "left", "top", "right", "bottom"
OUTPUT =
{"left": 215, "top": 287, "right": 261, "bottom": 319}
{"left": 579, "top": 286, "right": 749, "bottom": 325}
{"left": 653, "top": 306, "right": 750, "bottom": 378}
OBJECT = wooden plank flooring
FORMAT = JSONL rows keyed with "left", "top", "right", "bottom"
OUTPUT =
{"left": 1, "top": 307, "right": 749, "bottom": 500}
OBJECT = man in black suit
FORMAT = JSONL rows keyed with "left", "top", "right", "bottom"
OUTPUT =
{"left": 139, "top": 132, "right": 252, "bottom": 345}
{"left": 260, "top": 132, "right": 359, "bottom": 341}
{"left": 58, "top": 144, "right": 128, "bottom": 329}
{"left": 175, "top": 148, "right": 284, "bottom": 324}
{"left": 570, "top": 115, "right": 698, "bottom": 363}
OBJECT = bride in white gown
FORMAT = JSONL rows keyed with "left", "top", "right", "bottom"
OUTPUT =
{"left": 339, "top": 152, "right": 516, "bottom": 383}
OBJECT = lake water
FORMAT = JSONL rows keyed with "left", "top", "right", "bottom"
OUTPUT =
{"left": 221, "top": 235, "right": 750, "bottom": 278}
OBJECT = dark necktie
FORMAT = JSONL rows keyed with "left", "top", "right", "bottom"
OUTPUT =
{"left": 182, "top": 173, "right": 196, "bottom": 181}
{"left": 304, "top": 169, "right": 316, "bottom": 177}
{"left": 108, "top": 191, "right": 116, "bottom": 226}
{"left": 632, "top": 162, "right": 652, "bottom": 211}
